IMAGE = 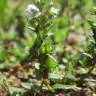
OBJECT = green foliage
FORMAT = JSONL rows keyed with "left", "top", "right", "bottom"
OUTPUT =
{"left": 62, "top": 63, "right": 74, "bottom": 85}
{"left": 0, "top": 0, "right": 8, "bottom": 27}
{"left": 0, "top": 0, "right": 96, "bottom": 95}
{"left": 42, "top": 54, "right": 58, "bottom": 71}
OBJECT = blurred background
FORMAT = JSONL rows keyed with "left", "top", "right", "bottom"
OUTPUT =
{"left": 0, "top": 0, "right": 96, "bottom": 96}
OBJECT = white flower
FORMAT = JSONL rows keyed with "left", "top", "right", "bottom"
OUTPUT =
{"left": 24, "top": 4, "right": 41, "bottom": 20}
{"left": 50, "top": 7, "right": 60, "bottom": 15}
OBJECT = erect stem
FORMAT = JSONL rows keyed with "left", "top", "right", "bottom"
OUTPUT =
{"left": 21, "top": 32, "right": 43, "bottom": 65}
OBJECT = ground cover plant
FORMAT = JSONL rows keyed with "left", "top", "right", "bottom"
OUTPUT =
{"left": 0, "top": 0, "right": 96, "bottom": 96}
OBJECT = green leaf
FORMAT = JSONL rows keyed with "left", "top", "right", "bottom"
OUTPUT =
{"left": 8, "top": 86, "right": 25, "bottom": 95}
{"left": 21, "top": 83, "right": 33, "bottom": 89}
{"left": 64, "top": 63, "right": 75, "bottom": 84}
{"left": 40, "top": 43, "right": 53, "bottom": 53}
{"left": 43, "top": 54, "right": 58, "bottom": 70}
{"left": 92, "top": 7, "right": 96, "bottom": 14}
{"left": 0, "top": 0, "right": 8, "bottom": 26}
{"left": 28, "top": 27, "right": 35, "bottom": 31}
{"left": 0, "top": 49, "right": 8, "bottom": 61}
{"left": 52, "top": 84, "right": 66, "bottom": 90}
{"left": 49, "top": 72, "right": 64, "bottom": 80}
{"left": 0, "top": 63, "right": 10, "bottom": 70}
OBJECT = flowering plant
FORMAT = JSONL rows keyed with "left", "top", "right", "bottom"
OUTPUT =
{"left": 21, "top": 0, "right": 60, "bottom": 91}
